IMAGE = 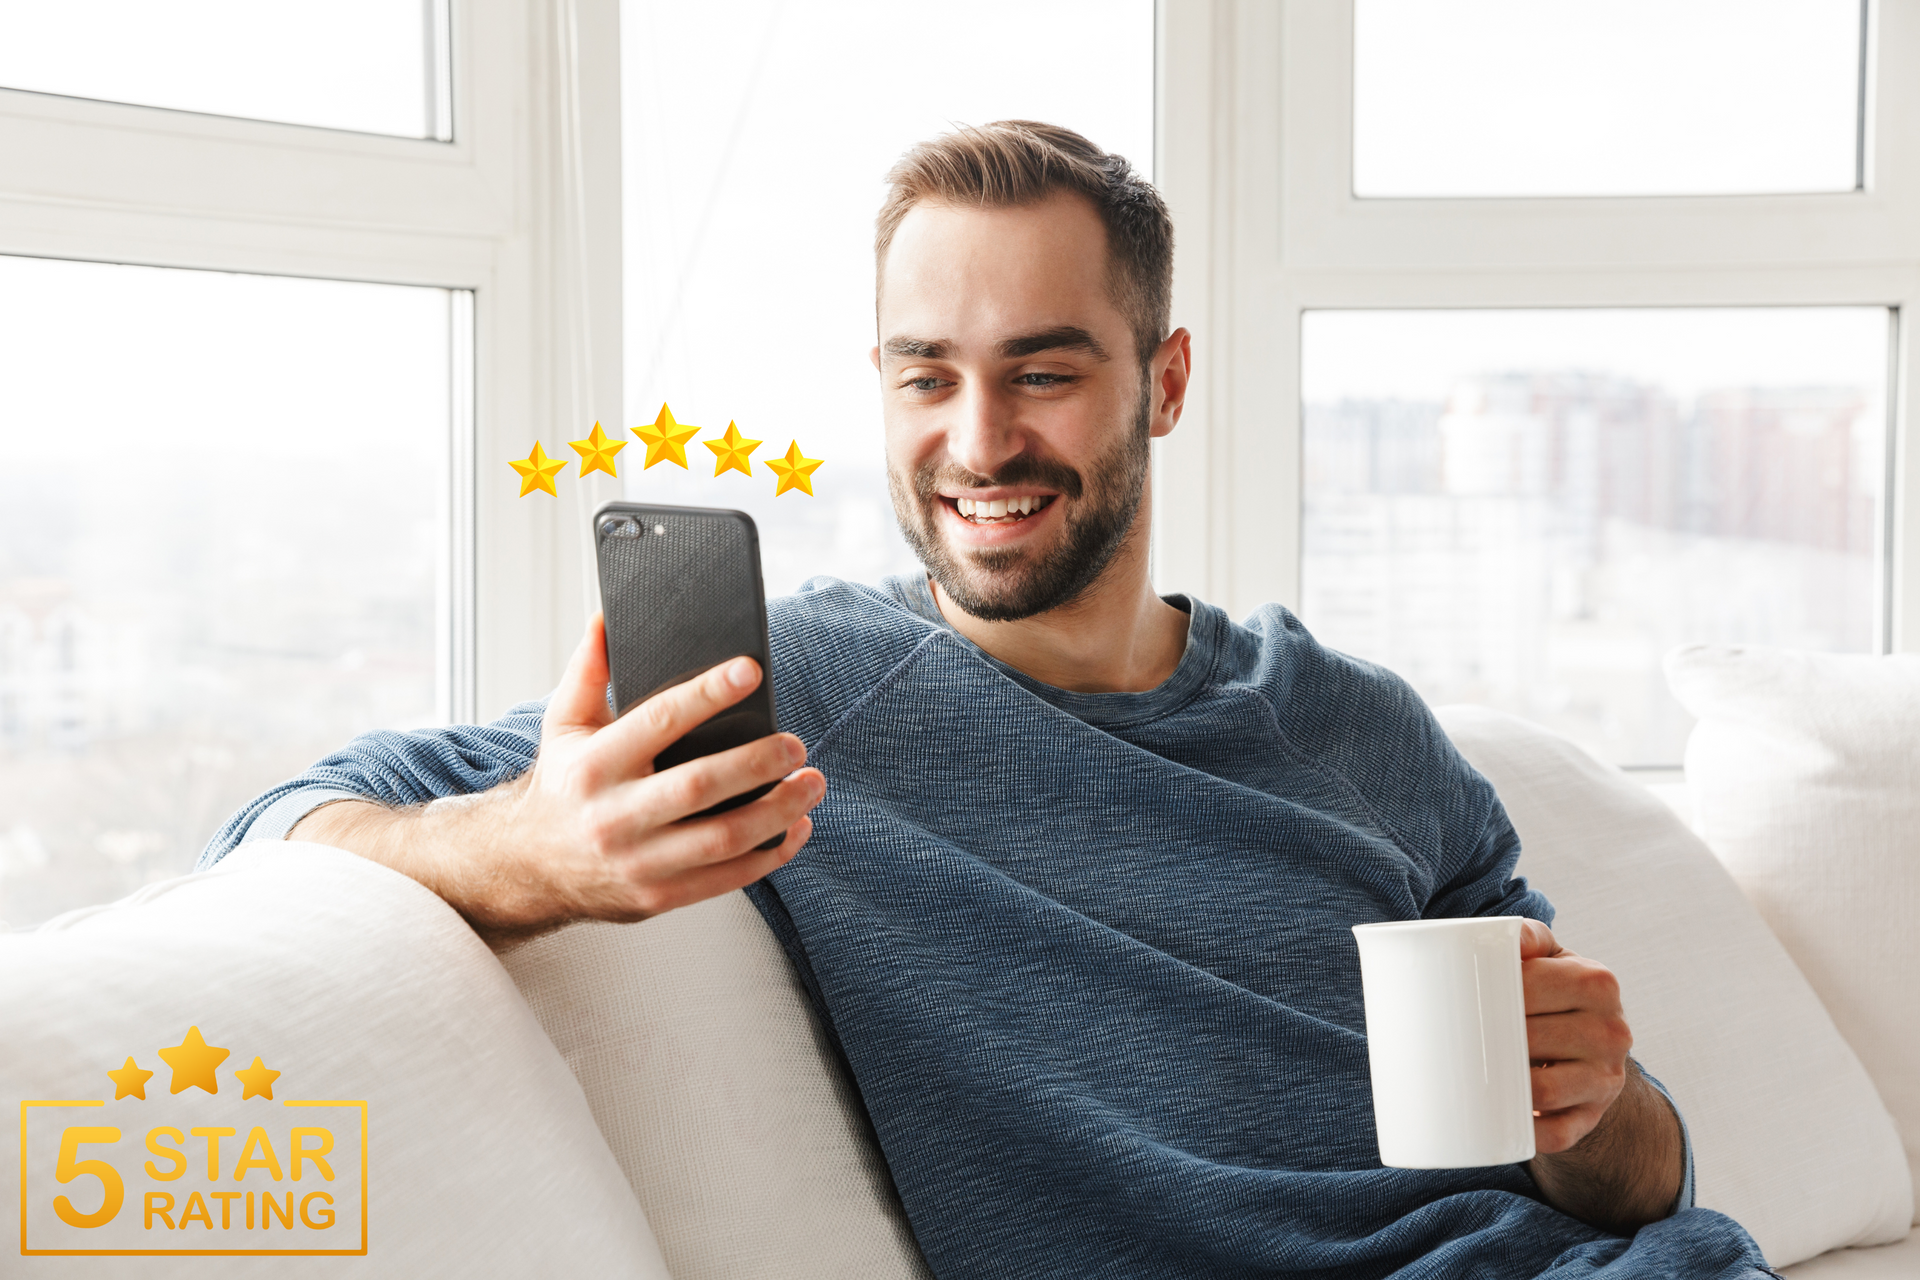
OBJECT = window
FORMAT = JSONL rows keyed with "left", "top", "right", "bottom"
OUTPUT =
{"left": 1300, "top": 307, "right": 1889, "bottom": 765}
{"left": 1153, "top": 1, "right": 1920, "bottom": 766}
{"left": 1352, "top": 0, "right": 1866, "bottom": 197}
{"left": 0, "top": 256, "right": 461, "bottom": 926}
{"left": 0, "top": 0, "right": 611, "bottom": 923}
{"left": 0, "top": 0, "right": 453, "bottom": 139}
{"left": 618, "top": 0, "right": 1154, "bottom": 595}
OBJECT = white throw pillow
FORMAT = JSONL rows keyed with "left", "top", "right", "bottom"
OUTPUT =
{"left": 0, "top": 842, "right": 669, "bottom": 1279}
{"left": 1667, "top": 645, "right": 1920, "bottom": 1225}
{"left": 1436, "top": 705, "right": 1912, "bottom": 1268}
{"left": 497, "top": 891, "right": 930, "bottom": 1280}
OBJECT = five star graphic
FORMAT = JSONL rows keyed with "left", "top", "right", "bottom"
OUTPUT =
{"left": 509, "top": 441, "right": 568, "bottom": 497}
{"left": 234, "top": 1055, "right": 281, "bottom": 1101}
{"left": 568, "top": 421, "right": 628, "bottom": 478}
{"left": 107, "top": 1056, "right": 154, "bottom": 1101}
{"left": 158, "top": 1026, "right": 230, "bottom": 1096}
{"left": 703, "top": 420, "right": 762, "bottom": 477}
{"left": 766, "top": 440, "right": 824, "bottom": 496}
{"left": 509, "top": 408, "right": 829, "bottom": 495}
{"left": 634, "top": 403, "right": 701, "bottom": 469}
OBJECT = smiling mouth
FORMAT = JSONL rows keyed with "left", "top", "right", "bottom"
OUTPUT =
{"left": 944, "top": 495, "right": 1056, "bottom": 526}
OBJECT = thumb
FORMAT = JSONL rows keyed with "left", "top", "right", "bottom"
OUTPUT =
{"left": 1519, "top": 918, "right": 1564, "bottom": 961}
{"left": 543, "top": 613, "right": 614, "bottom": 736}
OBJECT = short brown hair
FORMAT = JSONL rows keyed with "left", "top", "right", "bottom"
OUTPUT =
{"left": 875, "top": 120, "right": 1173, "bottom": 369}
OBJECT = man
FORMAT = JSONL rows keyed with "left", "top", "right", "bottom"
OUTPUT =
{"left": 204, "top": 122, "right": 1769, "bottom": 1276}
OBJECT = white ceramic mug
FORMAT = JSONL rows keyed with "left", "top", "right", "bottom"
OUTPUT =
{"left": 1350, "top": 916, "right": 1536, "bottom": 1169}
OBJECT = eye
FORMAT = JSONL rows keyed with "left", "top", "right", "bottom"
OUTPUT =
{"left": 901, "top": 375, "right": 949, "bottom": 393}
{"left": 1015, "top": 372, "right": 1074, "bottom": 387}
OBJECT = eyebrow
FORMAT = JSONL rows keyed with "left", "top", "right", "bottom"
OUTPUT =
{"left": 883, "top": 336, "right": 950, "bottom": 359}
{"left": 881, "top": 326, "right": 1112, "bottom": 363}
{"left": 997, "top": 326, "right": 1109, "bottom": 361}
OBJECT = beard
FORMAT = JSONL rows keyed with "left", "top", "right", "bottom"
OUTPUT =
{"left": 888, "top": 385, "right": 1152, "bottom": 623}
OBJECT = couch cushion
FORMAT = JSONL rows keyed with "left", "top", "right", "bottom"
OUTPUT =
{"left": 496, "top": 892, "right": 930, "bottom": 1280}
{"left": 1436, "top": 705, "right": 1912, "bottom": 1269}
{"left": 0, "top": 842, "right": 668, "bottom": 1278}
{"left": 1780, "top": 1232, "right": 1920, "bottom": 1278}
{"left": 1667, "top": 645, "right": 1920, "bottom": 1225}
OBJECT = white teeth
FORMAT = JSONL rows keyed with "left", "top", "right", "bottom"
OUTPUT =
{"left": 953, "top": 494, "right": 1047, "bottom": 521}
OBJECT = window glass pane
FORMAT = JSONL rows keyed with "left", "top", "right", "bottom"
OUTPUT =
{"left": 1353, "top": 0, "right": 1863, "bottom": 197}
{"left": 1300, "top": 308, "right": 1889, "bottom": 766}
{"left": 620, "top": 0, "right": 1154, "bottom": 595}
{"left": 0, "top": 256, "right": 452, "bottom": 928}
{"left": 0, "top": 0, "right": 448, "bottom": 140}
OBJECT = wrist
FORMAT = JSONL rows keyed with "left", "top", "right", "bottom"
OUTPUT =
{"left": 1527, "top": 1062, "right": 1683, "bottom": 1233}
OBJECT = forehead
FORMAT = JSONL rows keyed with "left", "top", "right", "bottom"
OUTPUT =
{"left": 877, "top": 194, "right": 1124, "bottom": 345}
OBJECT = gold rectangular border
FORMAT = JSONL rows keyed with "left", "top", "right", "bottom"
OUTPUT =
{"left": 19, "top": 1098, "right": 369, "bottom": 1257}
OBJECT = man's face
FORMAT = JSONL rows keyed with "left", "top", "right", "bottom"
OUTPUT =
{"left": 873, "top": 194, "right": 1166, "bottom": 622}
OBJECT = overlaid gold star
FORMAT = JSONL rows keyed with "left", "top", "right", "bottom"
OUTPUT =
{"left": 634, "top": 403, "right": 700, "bottom": 469}
{"left": 568, "top": 421, "right": 627, "bottom": 478}
{"left": 704, "top": 420, "right": 762, "bottom": 477}
{"left": 765, "top": 440, "right": 823, "bottom": 496}
{"left": 509, "top": 441, "right": 567, "bottom": 497}
{"left": 234, "top": 1056, "right": 281, "bottom": 1101}
{"left": 107, "top": 1056, "right": 154, "bottom": 1101}
{"left": 157, "top": 1026, "right": 229, "bottom": 1096}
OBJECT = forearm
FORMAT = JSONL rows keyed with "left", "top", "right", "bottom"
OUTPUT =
{"left": 1526, "top": 1059, "right": 1684, "bottom": 1235}
{"left": 289, "top": 779, "right": 548, "bottom": 942}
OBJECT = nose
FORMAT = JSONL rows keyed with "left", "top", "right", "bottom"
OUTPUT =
{"left": 944, "top": 380, "right": 1025, "bottom": 480}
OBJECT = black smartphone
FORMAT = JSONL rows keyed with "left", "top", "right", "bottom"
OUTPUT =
{"left": 593, "top": 502, "right": 780, "bottom": 826}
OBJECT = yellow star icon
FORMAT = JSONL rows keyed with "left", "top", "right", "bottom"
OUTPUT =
{"left": 157, "top": 1026, "right": 229, "bottom": 1096}
{"left": 568, "top": 421, "right": 627, "bottom": 479}
{"left": 633, "top": 403, "right": 700, "bottom": 469}
{"left": 704, "top": 420, "right": 762, "bottom": 477}
{"left": 509, "top": 441, "right": 567, "bottom": 497}
{"left": 765, "top": 440, "right": 824, "bottom": 496}
{"left": 234, "top": 1056, "right": 281, "bottom": 1101}
{"left": 107, "top": 1056, "right": 154, "bottom": 1101}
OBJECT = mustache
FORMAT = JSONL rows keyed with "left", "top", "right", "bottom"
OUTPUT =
{"left": 911, "top": 454, "right": 1085, "bottom": 502}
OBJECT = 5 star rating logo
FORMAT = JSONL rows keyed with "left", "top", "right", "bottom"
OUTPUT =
{"left": 510, "top": 403, "right": 824, "bottom": 497}
{"left": 18, "top": 1026, "right": 367, "bottom": 1257}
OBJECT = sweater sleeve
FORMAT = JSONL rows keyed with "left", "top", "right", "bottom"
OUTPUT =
{"left": 195, "top": 699, "right": 549, "bottom": 869}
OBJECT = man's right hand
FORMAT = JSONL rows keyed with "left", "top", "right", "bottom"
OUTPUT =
{"left": 289, "top": 613, "right": 825, "bottom": 941}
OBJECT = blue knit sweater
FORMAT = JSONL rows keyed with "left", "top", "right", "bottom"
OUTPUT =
{"left": 203, "top": 576, "right": 1769, "bottom": 1278}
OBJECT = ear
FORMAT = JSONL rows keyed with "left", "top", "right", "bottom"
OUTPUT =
{"left": 1147, "top": 328, "right": 1193, "bottom": 439}
{"left": 869, "top": 344, "right": 882, "bottom": 371}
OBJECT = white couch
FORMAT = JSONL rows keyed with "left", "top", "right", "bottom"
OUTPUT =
{"left": 4, "top": 644, "right": 1914, "bottom": 1276}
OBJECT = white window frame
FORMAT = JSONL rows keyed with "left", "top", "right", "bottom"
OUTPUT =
{"left": 1154, "top": 0, "right": 1920, "bottom": 661}
{"left": 0, "top": 0, "right": 626, "bottom": 723}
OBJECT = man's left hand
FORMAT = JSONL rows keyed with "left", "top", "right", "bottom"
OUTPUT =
{"left": 1521, "top": 919, "right": 1631, "bottom": 1152}
{"left": 1520, "top": 919, "right": 1684, "bottom": 1232}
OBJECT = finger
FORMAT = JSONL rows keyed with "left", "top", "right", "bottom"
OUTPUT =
{"left": 637, "top": 815, "right": 813, "bottom": 917}
{"left": 1529, "top": 1058, "right": 1624, "bottom": 1115}
{"left": 637, "top": 733, "right": 809, "bottom": 825}
{"left": 1526, "top": 1008, "right": 1632, "bottom": 1064}
{"left": 1533, "top": 1101, "right": 1607, "bottom": 1155}
{"left": 625, "top": 770, "right": 826, "bottom": 877}
{"left": 544, "top": 613, "right": 615, "bottom": 736}
{"left": 593, "top": 655, "right": 764, "bottom": 778}
{"left": 1523, "top": 954, "right": 1623, "bottom": 1018}
{"left": 1518, "top": 918, "right": 1562, "bottom": 961}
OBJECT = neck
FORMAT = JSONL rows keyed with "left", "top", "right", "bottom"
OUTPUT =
{"left": 927, "top": 505, "right": 1189, "bottom": 694}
